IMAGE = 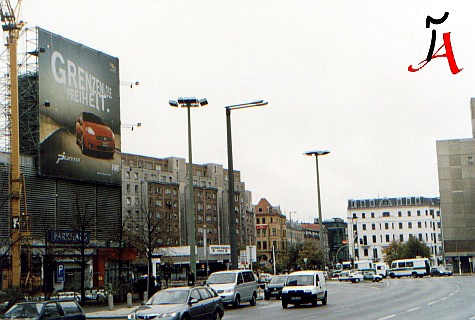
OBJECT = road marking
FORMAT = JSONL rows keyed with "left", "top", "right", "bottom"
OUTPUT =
{"left": 427, "top": 301, "right": 437, "bottom": 305}
{"left": 378, "top": 315, "right": 397, "bottom": 320}
{"left": 440, "top": 297, "right": 447, "bottom": 301}
{"left": 469, "top": 316, "right": 475, "bottom": 320}
{"left": 407, "top": 307, "right": 421, "bottom": 312}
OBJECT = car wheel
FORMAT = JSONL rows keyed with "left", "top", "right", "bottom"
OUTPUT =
{"left": 311, "top": 296, "right": 318, "bottom": 307}
{"left": 412, "top": 272, "right": 418, "bottom": 278}
{"left": 322, "top": 292, "right": 327, "bottom": 305}
{"left": 181, "top": 314, "right": 190, "bottom": 320}
{"left": 282, "top": 299, "right": 288, "bottom": 309}
{"left": 250, "top": 293, "right": 257, "bottom": 306}
{"left": 213, "top": 311, "right": 222, "bottom": 320}
{"left": 233, "top": 295, "right": 241, "bottom": 308}
{"left": 264, "top": 293, "right": 270, "bottom": 300}
{"left": 80, "top": 136, "right": 87, "bottom": 155}
{"left": 354, "top": 278, "right": 360, "bottom": 283}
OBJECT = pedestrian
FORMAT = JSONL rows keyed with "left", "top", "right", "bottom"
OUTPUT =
{"left": 187, "top": 271, "right": 195, "bottom": 286}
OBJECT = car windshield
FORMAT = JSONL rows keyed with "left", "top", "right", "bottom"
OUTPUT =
{"left": 269, "top": 276, "right": 287, "bottom": 284}
{"left": 3, "top": 303, "right": 43, "bottom": 319}
{"left": 83, "top": 112, "right": 105, "bottom": 125}
{"left": 286, "top": 275, "right": 314, "bottom": 286}
{"left": 207, "top": 273, "right": 236, "bottom": 284}
{"left": 147, "top": 290, "right": 189, "bottom": 305}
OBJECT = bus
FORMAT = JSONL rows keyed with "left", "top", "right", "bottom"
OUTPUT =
{"left": 388, "top": 258, "right": 430, "bottom": 278}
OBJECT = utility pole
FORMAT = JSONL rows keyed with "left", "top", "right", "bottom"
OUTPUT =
{"left": 1, "top": 0, "right": 25, "bottom": 288}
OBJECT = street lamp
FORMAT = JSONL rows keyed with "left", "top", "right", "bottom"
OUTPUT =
{"left": 226, "top": 100, "right": 268, "bottom": 269}
{"left": 304, "top": 150, "right": 330, "bottom": 266}
{"left": 169, "top": 97, "right": 208, "bottom": 277}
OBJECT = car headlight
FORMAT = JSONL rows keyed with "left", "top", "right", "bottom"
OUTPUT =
{"left": 127, "top": 314, "right": 136, "bottom": 320}
{"left": 304, "top": 289, "right": 312, "bottom": 293}
{"left": 86, "top": 126, "right": 96, "bottom": 135}
{"left": 158, "top": 313, "right": 177, "bottom": 318}
{"left": 224, "top": 288, "right": 234, "bottom": 293}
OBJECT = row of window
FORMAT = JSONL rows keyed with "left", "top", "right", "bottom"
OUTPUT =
{"left": 256, "top": 228, "right": 286, "bottom": 237}
{"left": 256, "top": 217, "right": 285, "bottom": 224}
{"left": 356, "top": 221, "right": 441, "bottom": 231}
{"left": 351, "top": 209, "right": 439, "bottom": 219}
{"left": 357, "top": 244, "right": 441, "bottom": 258}
{"left": 357, "top": 232, "right": 441, "bottom": 245}
{"left": 256, "top": 240, "right": 286, "bottom": 250}
{"left": 351, "top": 197, "right": 425, "bottom": 208}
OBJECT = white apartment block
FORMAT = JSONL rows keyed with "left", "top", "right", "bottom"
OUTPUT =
{"left": 347, "top": 196, "right": 443, "bottom": 265}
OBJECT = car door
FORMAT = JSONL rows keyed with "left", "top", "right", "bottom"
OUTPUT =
{"left": 57, "top": 300, "right": 85, "bottom": 320}
{"left": 197, "top": 288, "right": 214, "bottom": 319}
{"left": 43, "top": 302, "right": 62, "bottom": 320}
{"left": 188, "top": 289, "right": 205, "bottom": 320}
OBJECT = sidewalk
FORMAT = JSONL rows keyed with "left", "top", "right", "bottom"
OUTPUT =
{"left": 85, "top": 302, "right": 141, "bottom": 320}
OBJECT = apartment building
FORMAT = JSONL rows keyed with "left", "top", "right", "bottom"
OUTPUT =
{"left": 436, "top": 98, "right": 475, "bottom": 273}
{"left": 255, "top": 198, "right": 287, "bottom": 267}
{"left": 121, "top": 153, "right": 254, "bottom": 249}
{"left": 347, "top": 196, "right": 442, "bottom": 265}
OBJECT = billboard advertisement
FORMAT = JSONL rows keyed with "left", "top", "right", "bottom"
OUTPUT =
{"left": 38, "top": 28, "right": 121, "bottom": 185}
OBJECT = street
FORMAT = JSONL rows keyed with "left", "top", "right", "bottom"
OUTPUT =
{"left": 221, "top": 276, "right": 475, "bottom": 320}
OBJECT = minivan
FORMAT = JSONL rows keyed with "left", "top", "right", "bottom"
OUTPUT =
{"left": 206, "top": 269, "right": 258, "bottom": 307}
{"left": 281, "top": 270, "right": 327, "bottom": 308}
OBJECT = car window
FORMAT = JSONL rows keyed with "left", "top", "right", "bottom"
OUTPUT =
{"left": 190, "top": 289, "right": 201, "bottom": 301}
{"left": 207, "top": 272, "right": 236, "bottom": 284}
{"left": 45, "top": 302, "right": 61, "bottom": 319}
{"left": 59, "top": 301, "right": 82, "bottom": 315}
{"left": 316, "top": 274, "right": 320, "bottom": 285}
{"left": 197, "top": 288, "right": 212, "bottom": 300}
{"left": 243, "top": 271, "right": 255, "bottom": 283}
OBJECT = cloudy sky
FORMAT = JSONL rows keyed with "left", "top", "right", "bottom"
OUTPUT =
{"left": 20, "top": 1, "right": 475, "bottom": 222}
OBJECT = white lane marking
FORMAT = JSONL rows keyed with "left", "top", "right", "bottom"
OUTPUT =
{"left": 469, "top": 316, "right": 475, "bottom": 320}
{"left": 427, "top": 301, "right": 437, "bottom": 305}
{"left": 378, "top": 315, "right": 397, "bottom": 320}
{"left": 407, "top": 307, "right": 422, "bottom": 312}
{"left": 440, "top": 297, "right": 447, "bottom": 301}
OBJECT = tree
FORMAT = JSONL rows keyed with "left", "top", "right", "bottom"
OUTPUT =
{"left": 298, "top": 240, "right": 324, "bottom": 270}
{"left": 383, "top": 240, "right": 405, "bottom": 264}
{"left": 276, "top": 242, "right": 302, "bottom": 273}
{"left": 404, "top": 236, "right": 431, "bottom": 259}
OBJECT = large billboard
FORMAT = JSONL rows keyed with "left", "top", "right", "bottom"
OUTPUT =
{"left": 38, "top": 28, "right": 121, "bottom": 185}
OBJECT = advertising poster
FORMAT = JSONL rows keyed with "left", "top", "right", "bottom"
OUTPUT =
{"left": 37, "top": 28, "right": 121, "bottom": 185}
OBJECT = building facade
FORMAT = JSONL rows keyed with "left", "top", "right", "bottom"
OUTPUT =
{"left": 436, "top": 98, "right": 475, "bottom": 273}
{"left": 121, "top": 153, "right": 254, "bottom": 251}
{"left": 347, "top": 196, "right": 442, "bottom": 265}
{"left": 255, "top": 198, "right": 287, "bottom": 268}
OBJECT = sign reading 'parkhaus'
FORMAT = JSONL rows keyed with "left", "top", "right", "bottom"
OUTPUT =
{"left": 48, "top": 230, "right": 90, "bottom": 244}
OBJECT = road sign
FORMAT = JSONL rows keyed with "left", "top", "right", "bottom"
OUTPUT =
{"left": 57, "top": 264, "right": 65, "bottom": 282}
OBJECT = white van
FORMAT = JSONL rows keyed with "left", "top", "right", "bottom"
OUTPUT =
{"left": 281, "top": 270, "right": 327, "bottom": 308}
{"left": 388, "top": 258, "right": 430, "bottom": 278}
{"left": 206, "top": 269, "right": 258, "bottom": 307}
{"left": 375, "top": 263, "right": 389, "bottom": 278}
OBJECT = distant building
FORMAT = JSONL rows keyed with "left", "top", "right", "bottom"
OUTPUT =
{"left": 436, "top": 98, "right": 475, "bottom": 273}
{"left": 255, "top": 198, "right": 287, "bottom": 268}
{"left": 323, "top": 218, "right": 349, "bottom": 264}
{"left": 347, "top": 197, "right": 442, "bottom": 265}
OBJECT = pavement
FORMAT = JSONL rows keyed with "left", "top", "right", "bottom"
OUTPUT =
{"left": 85, "top": 302, "right": 141, "bottom": 319}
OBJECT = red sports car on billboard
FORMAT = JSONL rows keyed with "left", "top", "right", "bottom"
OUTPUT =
{"left": 75, "top": 112, "right": 115, "bottom": 158}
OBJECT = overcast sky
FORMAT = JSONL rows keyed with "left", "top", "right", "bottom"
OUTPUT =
{"left": 20, "top": 1, "right": 475, "bottom": 223}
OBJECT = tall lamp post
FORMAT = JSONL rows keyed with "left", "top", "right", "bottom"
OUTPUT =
{"left": 169, "top": 97, "right": 208, "bottom": 277}
{"left": 226, "top": 100, "right": 268, "bottom": 269}
{"left": 304, "top": 150, "right": 330, "bottom": 266}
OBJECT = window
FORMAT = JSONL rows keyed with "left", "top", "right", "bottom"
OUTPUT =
{"left": 371, "top": 212, "right": 375, "bottom": 218}
{"left": 134, "top": 172, "right": 138, "bottom": 180}
{"left": 263, "top": 241, "right": 267, "bottom": 250}
{"left": 399, "top": 222, "right": 403, "bottom": 229}
{"left": 408, "top": 222, "right": 413, "bottom": 229}
{"left": 407, "top": 211, "right": 411, "bottom": 217}
{"left": 385, "top": 223, "right": 389, "bottom": 230}
{"left": 60, "top": 301, "right": 82, "bottom": 315}
{"left": 382, "top": 212, "right": 390, "bottom": 217}
{"left": 272, "top": 228, "right": 276, "bottom": 236}
{"left": 418, "top": 222, "right": 422, "bottom": 228}
{"left": 362, "top": 213, "right": 366, "bottom": 219}
{"left": 400, "top": 234, "right": 404, "bottom": 242}
{"left": 386, "top": 235, "right": 390, "bottom": 242}
{"left": 417, "top": 210, "right": 421, "bottom": 216}
{"left": 363, "top": 248, "right": 368, "bottom": 256}
{"left": 372, "top": 235, "right": 377, "bottom": 243}
{"left": 406, "top": 197, "right": 411, "bottom": 205}
{"left": 256, "top": 218, "right": 260, "bottom": 224}
{"left": 398, "top": 211, "right": 402, "bottom": 217}
{"left": 262, "top": 218, "right": 266, "bottom": 224}
{"left": 373, "top": 248, "right": 378, "bottom": 259}
{"left": 126, "top": 197, "right": 131, "bottom": 205}
{"left": 362, "top": 224, "right": 367, "bottom": 231}
{"left": 372, "top": 224, "right": 376, "bottom": 230}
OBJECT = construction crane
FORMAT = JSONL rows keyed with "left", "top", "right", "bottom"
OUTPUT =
{"left": 0, "top": 0, "right": 26, "bottom": 288}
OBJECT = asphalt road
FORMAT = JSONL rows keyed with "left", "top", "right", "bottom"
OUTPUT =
{"left": 222, "top": 276, "right": 475, "bottom": 320}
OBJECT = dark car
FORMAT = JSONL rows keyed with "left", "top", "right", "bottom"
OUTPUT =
{"left": 264, "top": 275, "right": 288, "bottom": 300}
{"left": 75, "top": 112, "right": 115, "bottom": 158}
{"left": 430, "top": 266, "right": 453, "bottom": 277}
{"left": 2, "top": 299, "right": 85, "bottom": 320}
{"left": 128, "top": 286, "right": 224, "bottom": 320}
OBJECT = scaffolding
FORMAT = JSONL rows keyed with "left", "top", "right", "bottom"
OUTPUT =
{"left": 0, "top": 26, "right": 38, "bottom": 156}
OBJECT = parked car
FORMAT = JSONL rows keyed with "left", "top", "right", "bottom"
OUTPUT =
{"left": 338, "top": 271, "right": 365, "bottom": 283}
{"left": 258, "top": 273, "right": 272, "bottom": 289}
{"left": 430, "top": 266, "right": 453, "bottom": 277}
{"left": 264, "top": 274, "right": 288, "bottom": 300}
{"left": 206, "top": 270, "right": 258, "bottom": 308}
{"left": 362, "top": 270, "right": 383, "bottom": 282}
{"left": 76, "top": 112, "right": 115, "bottom": 158}
{"left": 2, "top": 299, "right": 85, "bottom": 320}
{"left": 281, "top": 270, "right": 327, "bottom": 308}
{"left": 127, "top": 286, "right": 224, "bottom": 320}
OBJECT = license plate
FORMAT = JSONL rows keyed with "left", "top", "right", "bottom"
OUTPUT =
{"left": 291, "top": 297, "right": 301, "bottom": 301}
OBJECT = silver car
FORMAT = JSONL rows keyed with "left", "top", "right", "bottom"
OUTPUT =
{"left": 127, "top": 286, "right": 224, "bottom": 320}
